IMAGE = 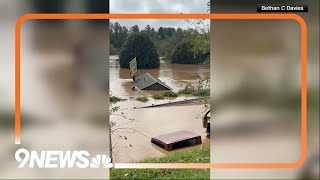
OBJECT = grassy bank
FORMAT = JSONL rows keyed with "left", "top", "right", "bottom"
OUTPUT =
{"left": 110, "top": 146, "right": 210, "bottom": 179}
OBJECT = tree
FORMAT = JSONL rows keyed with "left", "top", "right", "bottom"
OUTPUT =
{"left": 130, "top": 25, "right": 140, "bottom": 33}
{"left": 109, "top": 22, "right": 209, "bottom": 62}
{"left": 171, "top": 39, "right": 207, "bottom": 64}
{"left": 119, "top": 26, "right": 128, "bottom": 47}
{"left": 176, "top": 27, "right": 184, "bottom": 38}
{"left": 109, "top": 22, "right": 115, "bottom": 44}
{"left": 119, "top": 33, "right": 160, "bottom": 69}
{"left": 113, "top": 22, "right": 123, "bottom": 48}
{"left": 151, "top": 28, "right": 156, "bottom": 39}
{"left": 144, "top": 25, "right": 152, "bottom": 33}
{"left": 110, "top": 22, "right": 128, "bottom": 49}
{"left": 158, "top": 27, "right": 166, "bottom": 39}
{"left": 166, "top": 27, "right": 176, "bottom": 37}
{"left": 185, "top": 19, "right": 210, "bottom": 63}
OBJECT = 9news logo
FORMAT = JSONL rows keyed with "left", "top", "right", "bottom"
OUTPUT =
{"left": 15, "top": 148, "right": 113, "bottom": 168}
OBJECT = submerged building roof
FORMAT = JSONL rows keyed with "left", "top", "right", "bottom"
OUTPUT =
{"left": 151, "top": 130, "right": 202, "bottom": 151}
{"left": 135, "top": 73, "right": 172, "bottom": 90}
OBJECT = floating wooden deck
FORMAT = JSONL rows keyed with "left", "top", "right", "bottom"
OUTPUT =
{"left": 151, "top": 131, "right": 202, "bottom": 151}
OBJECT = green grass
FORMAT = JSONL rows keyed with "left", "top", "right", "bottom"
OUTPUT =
{"left": 136, "top": 96, "right": 149, "bottom": 103}
{"left": 110, "top": 147, "right": 210, "bottom": 179}
{"left": 152, "top": 94, "right": 165, "bottom": 100}
{"left": 162, "top": 91, "right": 179, "bottom": 97}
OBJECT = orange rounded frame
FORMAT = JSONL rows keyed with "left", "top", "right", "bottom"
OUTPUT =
{"left": 15, "top": 14, "right": 307, "bottom": 169}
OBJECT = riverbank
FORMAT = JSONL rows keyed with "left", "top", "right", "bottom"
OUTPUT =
{"left": 110, "top": 146, "right": 210, "bottom": 179}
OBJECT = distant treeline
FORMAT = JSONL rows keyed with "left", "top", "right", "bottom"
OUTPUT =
{"left": 109, "top": 22, "right": 210, "bottom": 64}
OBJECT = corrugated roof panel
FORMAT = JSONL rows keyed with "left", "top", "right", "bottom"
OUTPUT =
{"left": 135, "top": 73, "right": 172, "bottom": 90}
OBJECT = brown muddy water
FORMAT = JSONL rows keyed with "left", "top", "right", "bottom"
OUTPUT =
{"left": 110, "top": 55, "right": 210, "bottom": 163}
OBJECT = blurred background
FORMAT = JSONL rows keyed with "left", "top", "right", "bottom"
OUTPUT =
{"left": 211, "top": 0, "right": 319, "bottom": 179}
{"left": 0, "top": 0, "right": 319, "bottom": 179}
{"left": 0, "top": 0, "right": 109, "bottom": 178}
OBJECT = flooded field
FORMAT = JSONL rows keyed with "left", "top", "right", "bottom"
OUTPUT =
{"left": 110, "top": 55, "right": 210, "bottom": 163}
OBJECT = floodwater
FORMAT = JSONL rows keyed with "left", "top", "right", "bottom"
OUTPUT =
{"left": 110, "top": 55, "right": 210, "bottom": 163}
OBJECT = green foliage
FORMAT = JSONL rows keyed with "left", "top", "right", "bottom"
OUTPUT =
{"left": 110, "top": 94, "right": 126, "bottom": 104}
{"left": 110, "top": 147, "right": 210, "bottom": 179}
{"left": 110, "top": 22, "right": 128, "bottom": 49}
{"left": 136, "top": 96, "right": 149, "bottom": 102}
{"left": 109, "top": 23, "right": 185, "bottom": 58}
{"left": 152, "top": 94, "right": 164, "bottom": 100}
{"left": 181, "top": 19, "right": 210, "bottom": 63}
{"left": 162, "top": 91, "right": 179, "bottom": 97}
{"left": 143, "top": 146, "right": 210, "bottom": 163}
{"left": 110, "top": 44, "right": 120, "bottom": 55}
{"left": 178, "top": 78, "right": 210, "bottom": 97}
{"left": 192, "top": 89, "right": 210, "bottom": 97}
{"left": 119, "top": 33, "right": 160, "bottom": 69}
{"left": 171, "top": 38, "right": 209, "bottom": 64}
{"left": 171, "top": 39, "right": 198, "bottom": 64}
{"left": 130, "top": 25, "right": 139, "bottom": 33}
{"left": 178, "top": 84, "right": 194, "bottom": 95}
{"left": 110, "top": 22, "right": 210, "bottom": 64}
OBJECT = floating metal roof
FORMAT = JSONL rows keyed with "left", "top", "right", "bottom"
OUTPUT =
{"left": 135, "top": 73, "right": 172, "bottom": 90}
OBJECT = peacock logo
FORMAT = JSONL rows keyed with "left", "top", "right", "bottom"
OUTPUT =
{"left": 90, "top": 154, "right": 113, "bottom": 168}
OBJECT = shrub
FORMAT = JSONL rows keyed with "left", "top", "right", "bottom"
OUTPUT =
{"left": 170, "top": 39, "right": 207, "bottom": 64}
{"left": 136, "top": 96, "right": 149, "bottom": 102}
{"left": 152, "top": 94, "right": 164, "bottom": 100}
{"left": 119, "top": 33, "right": 160, "bottom": 69}
{"left": 192, "top": 89, "right": 210, "bottom": 97}
{"left": 178, "top": 78, "right": 210, "bottom": 97}
{"left": 178, "top": 84, "right": 194, "bottom": 95}
{"left": 110, "top": 94, "right": 126, "bottom": 104}
{"left": 162, "top": 91, "right": 179, "bottom": 97}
